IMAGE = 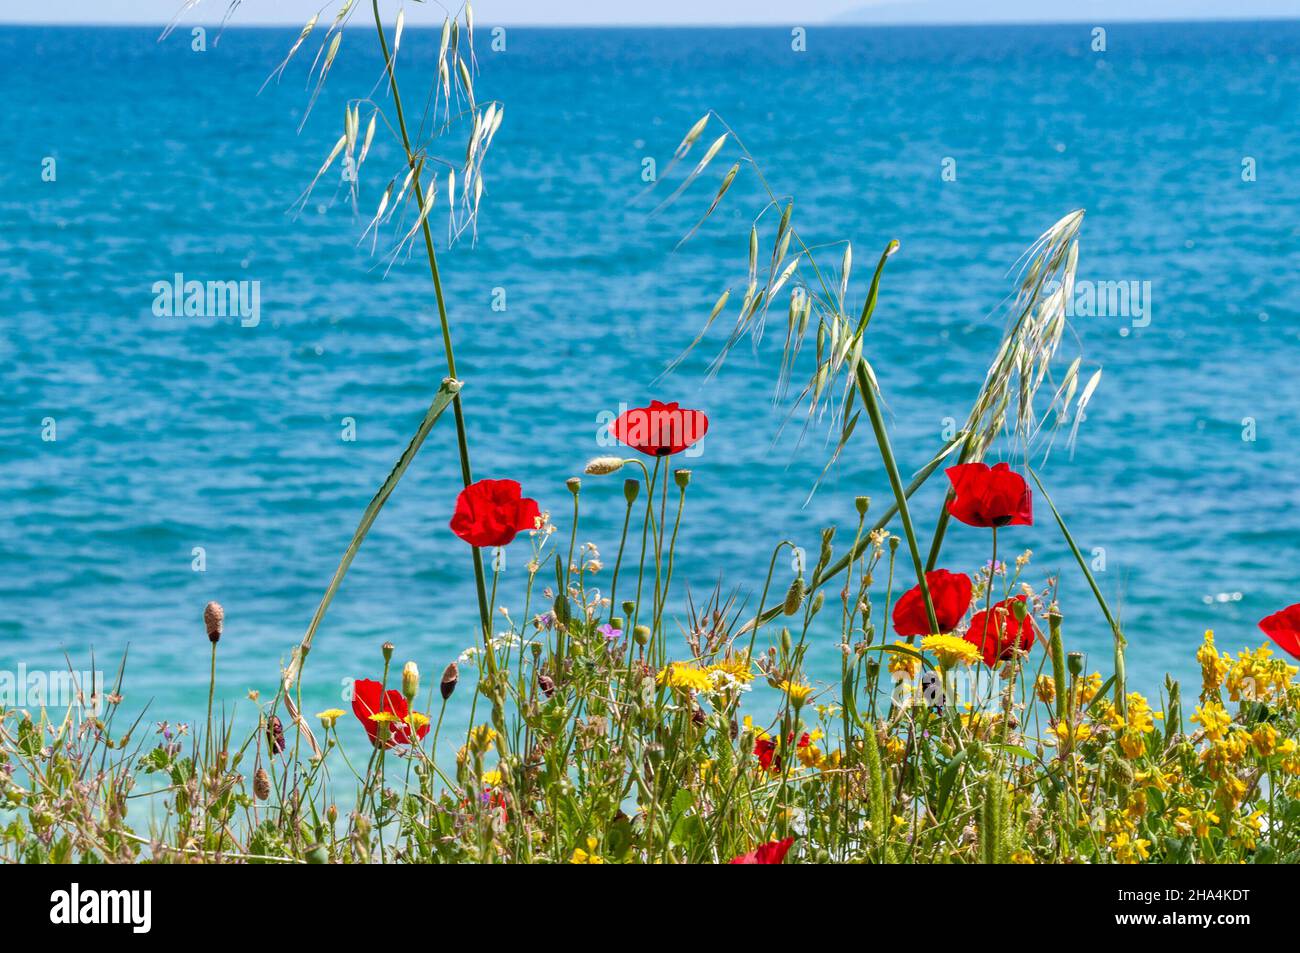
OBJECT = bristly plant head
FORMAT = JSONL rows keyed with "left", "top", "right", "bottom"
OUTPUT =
{"left": 646, "top": 111, "right": 1100, "bottom": 490}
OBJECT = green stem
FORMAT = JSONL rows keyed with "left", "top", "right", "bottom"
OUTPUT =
{"left": 853, "top": 359, "right": 939, "bottom": 635}
{"left": 371, "top": 0, "right": 491, "bottom": 648}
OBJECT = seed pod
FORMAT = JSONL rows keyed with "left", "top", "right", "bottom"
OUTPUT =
{"left": 253, "top": 767, "right": 271, "bottom": 800}
{"left": 566, "top": 477, "right": 581, "bottom": 496}
{"left": 266, "top": 715, "right": 286, "bottom": 755}
{"left": 440, "top": 662, "right": 459, "bottom": 701}
{"left": 382, "top": 641, "right": 394, "bottom": 663}
{"left": 1067, "top": 652, "right": 1085, "bottom": 677}
{"left": 633, "top": 625, "right": 651, "bottom": 647}
{"left": 854, "top": 495, "right": 870, "bottom": 517}
{"left": 203, "top": 601, "right": 224, "bottom": 644}
{"left": 783, "top": 577, "right": 805, "bottom": 615}
{"left": 673, "top": 469, "right": 691, "bottom": 490}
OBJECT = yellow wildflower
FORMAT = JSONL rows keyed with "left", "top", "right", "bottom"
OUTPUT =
{"left": 887, "top": 642, "right": 921, "bottom": 679}
{"left": 1010, "top": 850, "right": 1035, "bottom": 864}
{"left": 1111, "top": 831, "right": 1151, "bottom": 864}
{"left": 706, "top": 656, "right": 755, "bottom": 687}
{"left": 368, "top": 712, "right": 398, "bottom": 724}
{"left": 1174, "top": 806, "right": 1219, "bottom": 839}
{"left": 657, "top": 662, "right": 711, "bottom": 693}
{"left": 920, "top": 634, "right": 980, "bottom": 670}
{"left": 481, "top": 769, "right": 503, "bottom": 787}
{"left": 570, "top": 837, "right": 605, "bottom": 864}
{"left": 779, "top": 679, "right": 815, "bottom": 706}
{"left": 1050, "top": 720, "right": 1092, "bottom": 746}
{"left": 1196, "top": 630, "right": 1230, "bottom": 696}
{"left": 1252, "top": 722, "right": 1279, "bottom": 757}
{"left": 1191, "top": 699, "right": 1232, "bottom": 740}
{"left": 315, "top": 708, "right": 345, "bottom": 729}
{"left": 1034, "top": 675, "right": 1056, "bottom": 705}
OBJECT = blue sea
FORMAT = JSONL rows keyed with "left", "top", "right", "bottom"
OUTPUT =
{"left": 2, "top": 21, "right": 1298, "bottom": 739}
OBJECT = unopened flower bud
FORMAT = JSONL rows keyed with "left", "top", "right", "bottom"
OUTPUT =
{"left": 440, "top": 662, "right": 459, "bottom": 701}
{"left": 401, "top": 661, "right": 419, "bottom": 702}
{"left": 585, "top": 456, "right": 624, "bottom": 475}
{"left": 674, "top": 469, "right": 691, "bottom": 490}
{"left": 633, "top": 625, "right": 651, "bottom": 646}
{"left": 623, "top": 479, "right": 640, "bottom": 505}
{"left": 203, "top": 601, "right": 224, "bottom": 644}
{"left": 1010, "top": 599, "right": 1029, "bottom": 622}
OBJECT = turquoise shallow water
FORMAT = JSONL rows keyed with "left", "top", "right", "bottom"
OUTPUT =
{"left": 1, "top": 22, "right": 1299, "bottom": 737}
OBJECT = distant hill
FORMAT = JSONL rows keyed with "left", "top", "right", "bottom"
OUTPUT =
{"left": 835, "top": 0, "right": 1300, "bottom": 24}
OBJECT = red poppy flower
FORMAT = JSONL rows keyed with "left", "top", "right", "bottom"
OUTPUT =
{"left": 351, "top": 678, "right": 430, "bottom": 748}
{"left": 945, "top": 462, "right": 1033, "bottom": 528}
{"left": 964, "top": 595, "right": 1036, "bottom": 667}
{"left": 729, "top": 836, "right": 796, "bottom": 865}
{"left": 1258, "top": 603, "right": 1300, "bottom": 660}
{"left": 753, "top": 732, "right": 810, "bottom": 773}
{"left": 893, "top": 570, "right": 974, "bottom": 636}
{"left": 449, "top": 479, "right": 540, "bottom": 548}
{"left": 611, "top": 400, "right": 708, "bottom": 457}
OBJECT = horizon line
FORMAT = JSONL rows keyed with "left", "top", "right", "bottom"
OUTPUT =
{"left": 2, "top": 16, "right": 1299, "bottom": 28}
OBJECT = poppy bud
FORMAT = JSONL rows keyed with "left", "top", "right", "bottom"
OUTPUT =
{"left": 382, "top": 641, "right": 394, "bottom": 663}
{"left": 401, "top": 661, "right": 419, "bottom": 702}
{"left": 780, "top": 627, "right": 792, "bottom": 655}
{"left": 327, "top": 804, "right": 338, "bottom": 824}
{"left": 440, "top": 662, "right": 459, "bottom": 701}
{"left": 810, "top": 592, "right": 825, "bottom": 615}
{"left": 623, "top": 479, "right": 640, "bottom": 505}
{"left": 674, "top": 469, "right": 691, "bottom": 490}
{"left": 566, "top": 477, "right": 581, "bottom": 496}
{"left": 266, "top": 715, "right": 285, "bottom": 755}
{"left": 633, "top": 625, "right": 651, "bottom": 646}
{"left": 584, "top": 456, "right": 624, "bottom": 475}
{"left": 855, "top": 495, "right": 870, "bottom": 517}
{"left": 203, "top": 601, "right": 224, "bottom": 644}
{"left": 1067, "top": 652, "right": 1084, "bottom": 677}
{"left": 253, "top": 767, "right": 270, "bottom": 801}
{"left": 783, "top": 577, "right": 805, "bottom": 615}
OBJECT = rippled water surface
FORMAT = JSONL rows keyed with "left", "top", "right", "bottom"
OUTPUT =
{"left": 2, "top": 22, "right": 1298, "bottom": 729}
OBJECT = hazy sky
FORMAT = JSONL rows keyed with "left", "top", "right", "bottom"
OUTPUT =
{"left": 4, "top": 0, "right": 1296, "bottom": 25}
